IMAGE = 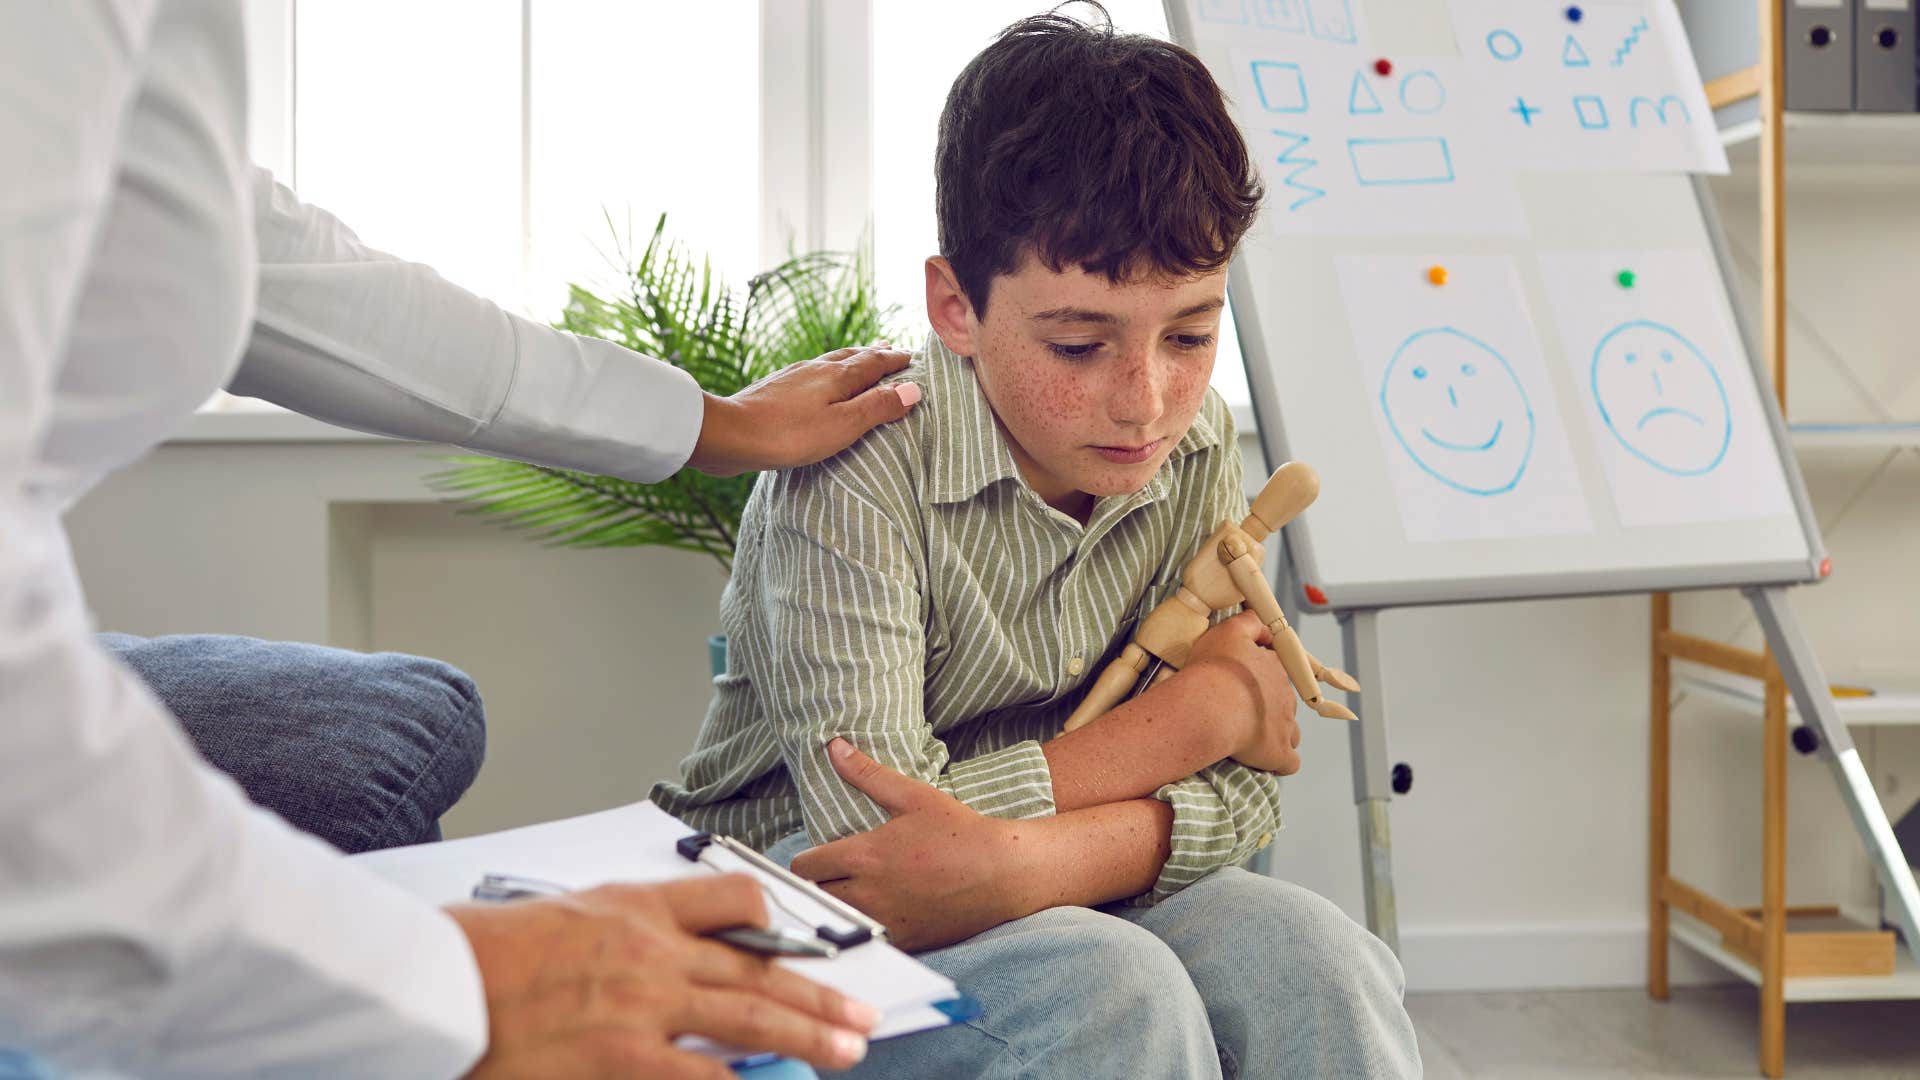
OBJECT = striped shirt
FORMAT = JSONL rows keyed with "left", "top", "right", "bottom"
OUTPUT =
{"left": 649, "top": 336, "right": 1283, "bottom": 903}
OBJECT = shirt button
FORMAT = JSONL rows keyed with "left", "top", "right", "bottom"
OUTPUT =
{"left": 1067, "top": 656, "right": 1085, "bottom": 676}
{"left": 1257, "top": 832, "right": 1273, "bottom": 849}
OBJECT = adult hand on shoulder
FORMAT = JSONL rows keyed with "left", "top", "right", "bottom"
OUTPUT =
{"left": 791, "top": 739, "right": 1030, "bottom": 953}
{"left": 690, "top": 345, "right": 921, "bottom": 477}
{"left": 447, "top": 875, "right": 877, "bottom": 1078}
{"left": 1183, "top": 610, "right": 1302, "bottom": 776}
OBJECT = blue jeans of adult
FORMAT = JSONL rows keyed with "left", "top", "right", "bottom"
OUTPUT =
{"left": 764, "top": 832, "right": 1421, "bottom": 1080}
{"left": 98, "top": 632, "right": 488, "bottom": 853}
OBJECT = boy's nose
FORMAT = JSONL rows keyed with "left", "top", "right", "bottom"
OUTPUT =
{"left": 1108, "top": 347, "right": 1167, "bottom": 428}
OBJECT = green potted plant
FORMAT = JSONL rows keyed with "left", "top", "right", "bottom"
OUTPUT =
{"left": 429, "top": 214, "right": 906, "bottom": 676}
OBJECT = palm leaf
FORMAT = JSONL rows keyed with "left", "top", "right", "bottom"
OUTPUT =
{"left": 429, "top": 214, "right": 908, "bottom": 575}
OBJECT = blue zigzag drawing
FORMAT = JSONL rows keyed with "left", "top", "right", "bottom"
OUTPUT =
{"left": 1272, "top": 130, "right": 1325, "bottom": 210}
{"left": 1611, "top": 18, "right": 1649, "bottom": 66}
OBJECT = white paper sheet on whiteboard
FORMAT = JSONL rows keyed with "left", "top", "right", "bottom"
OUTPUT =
{"left": 1449, "top": 0, "right": 1728, "bottom": 175}
{"left": 1335, "top": 254, "right": 1592, "bottom": 543}
{"left": 1223, "top": 46, "right": 1525, "bottom": 237}
{"left": 1538, "top": 250, "right": 1793, "bottom": 528}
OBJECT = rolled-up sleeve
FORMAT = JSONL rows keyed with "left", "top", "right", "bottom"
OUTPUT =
{"left": 1147, "top": 763, "right": 1286, "bottom": 903}
{"left": 754, "top": 466, "right": 1056, "bottom": 845}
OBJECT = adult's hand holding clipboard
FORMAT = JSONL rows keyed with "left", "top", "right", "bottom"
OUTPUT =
{"left": 351, "top": 800, "right": 979, "bottom": 1068}
{"left": 446, "top": 874, "right": 875, "bottom": 1075}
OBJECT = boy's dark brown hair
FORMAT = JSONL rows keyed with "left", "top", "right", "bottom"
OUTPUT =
{"left": 935, "top": 3, "right": 1263, "bottom": 318}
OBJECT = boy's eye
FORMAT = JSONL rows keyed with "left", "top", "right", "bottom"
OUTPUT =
{"left": 1046, "top": 341, "right": 1103, "bottom": 360}
{"left": 1170, "top": 333, "right": 1216, "bottom": 351}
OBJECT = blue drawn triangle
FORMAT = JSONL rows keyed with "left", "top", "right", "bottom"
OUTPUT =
{"left": 1562, "top": 35, "right": 1590, "bottom": 67}
{"left": 1348, "top": 71, "right": 1384, "bottom": 114}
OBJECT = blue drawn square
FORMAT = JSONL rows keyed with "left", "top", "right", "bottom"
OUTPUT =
{"left": 1252, "top": 61, "right": 1309, "bottom": 113}
{"left": 1573, "top": 95, "right": 1609, "bottom": 130}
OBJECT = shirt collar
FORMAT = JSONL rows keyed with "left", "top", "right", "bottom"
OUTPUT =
{"left": 920, "top": 333, "right": 1229, "bottom": 508}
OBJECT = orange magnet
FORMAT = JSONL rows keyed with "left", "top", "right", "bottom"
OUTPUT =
{"left": 1426, "top": 265, "right": 1448, "bottom": 286}
{"left": 1304, "top": 584, "right": 1328, "bottom": 606}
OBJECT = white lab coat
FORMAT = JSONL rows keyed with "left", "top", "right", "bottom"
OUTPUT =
{"left": 1, "top": 2, "right": 704, "bottom": 1075}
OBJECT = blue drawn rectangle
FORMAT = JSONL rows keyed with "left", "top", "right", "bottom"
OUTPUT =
{"left": 1347, "top": 137, "right": 1455, "bottom": 186}
{"left": 1251, "top": 61, "right": 1309, "bottom": 113}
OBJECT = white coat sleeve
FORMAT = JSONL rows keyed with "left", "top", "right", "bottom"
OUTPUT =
{"left": 232, "top": 167, "right": 705, "bottom": 483}
{"left": 0, "top": 6, "right": 488, "bottom": 1077}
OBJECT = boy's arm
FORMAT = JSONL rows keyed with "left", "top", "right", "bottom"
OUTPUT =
{"left": 753, "top": 463, "right": 1056, "bottom": 846}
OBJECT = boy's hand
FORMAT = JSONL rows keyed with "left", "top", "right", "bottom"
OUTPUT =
{"left": 1183, "top": 610, "right": 1302, "bottom": 775}
{"left": 791, "top": 739, "right": 1033, "bottom": 953}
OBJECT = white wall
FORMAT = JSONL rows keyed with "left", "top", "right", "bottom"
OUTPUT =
{"left": 66, "top": 170, "right": 1920, "bottom": 993}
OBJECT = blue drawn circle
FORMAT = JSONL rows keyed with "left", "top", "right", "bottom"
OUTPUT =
{"left": 1380, "top": 327, "right": 1536, "bottom": 497}
{"left": 1399, "top": 70, "right": 1446, "bottom": 114}
{"left": 1590, "top": 319, "right": 1731, "bottom": 476}
{"left": 1486, "top": 29, "right": 1524, "bottom": 61}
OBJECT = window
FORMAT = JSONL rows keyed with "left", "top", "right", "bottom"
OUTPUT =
{"left": 267, "top": 0, "right": 760, "bottom": 319}
{"left": 248, "top": 1, "right": 1249, "bottom": 404}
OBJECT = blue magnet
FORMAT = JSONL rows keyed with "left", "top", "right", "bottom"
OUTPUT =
{"left": 1566, "top": 5, "right": 1584, "bottom": 22}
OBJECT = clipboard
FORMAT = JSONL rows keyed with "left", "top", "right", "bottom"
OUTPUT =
{"left": 675, "top": 830, "right": 886, "bottom": 951}
{"left": 349, "top": 800, "right": 980, "bottom": 1060}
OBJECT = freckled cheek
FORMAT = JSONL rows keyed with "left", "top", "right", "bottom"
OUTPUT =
{"left": 1165, "top": 367, "right": 1209, "bottom": 415}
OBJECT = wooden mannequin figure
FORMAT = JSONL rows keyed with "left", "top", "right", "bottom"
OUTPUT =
{"left": 1061, "top": 461, "right": 1360, "bottom": 733}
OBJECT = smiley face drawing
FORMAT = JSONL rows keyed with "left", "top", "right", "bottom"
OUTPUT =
{"left": 1589, "top": 320, "right": 1730, "bottom": 476}
{"left": 1379, "top": 327, "right": 1536, "bottom": 496}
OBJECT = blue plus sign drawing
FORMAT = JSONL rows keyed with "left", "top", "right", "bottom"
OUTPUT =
{"left": 1510, "top": 97, "right": 1541, "bottom": 125}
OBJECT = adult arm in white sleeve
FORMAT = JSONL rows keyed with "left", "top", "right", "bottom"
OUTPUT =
{"left": 0, "top": 6, "right": 487, "bottom": 1077}
{"left": 232, "top": 167, "right": 704, "bottom": 483}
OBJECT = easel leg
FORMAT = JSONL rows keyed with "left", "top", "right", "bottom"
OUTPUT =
{"left": 1762, "top": 661, "right": 1787, "bottom": 1078}
{"left": 1746, "top": 585, "right": 1920, "bottom": 960}
{"left": 1649, "top": 593, "right": 1672, "bottom": 1001}
{"left": 1340, "top": 609, "right": 1400, "bottom": 955}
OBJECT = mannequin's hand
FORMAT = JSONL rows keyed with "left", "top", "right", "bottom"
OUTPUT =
{"left": 690, "top": 346, "right": 920, "bottom": 476}
{"left": 450, "top": 876, "right": 876, "bottom": 1078}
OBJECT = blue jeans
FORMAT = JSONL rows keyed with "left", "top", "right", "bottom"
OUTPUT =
{"left": 100, "top": 633, "right": 487, "bottom": 853}
{"left": 764, "top": 833, "right": 1420, "bottom": 1079}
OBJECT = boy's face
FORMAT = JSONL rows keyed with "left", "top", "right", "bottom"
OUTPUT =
{"left": 927, "top": 253, "right": 1226, "bottom": 517}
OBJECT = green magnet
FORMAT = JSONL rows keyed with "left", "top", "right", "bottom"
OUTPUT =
{"left": 1617, "top": 269, "right": 1636, "bottom": 289}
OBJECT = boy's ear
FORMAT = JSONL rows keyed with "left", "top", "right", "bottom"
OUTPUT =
{"left": 924, "top": 257, "right": 980, "bottom": 357}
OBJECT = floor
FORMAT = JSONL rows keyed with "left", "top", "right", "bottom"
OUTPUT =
{"left": 1408, "top": 987, "right": 1920, "bottom": 1079}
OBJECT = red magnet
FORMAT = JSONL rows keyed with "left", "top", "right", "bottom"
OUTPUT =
{"left": 1304, "top": 584, "right": 1329, "bottom": 606}
{"left": 1820, "top": 557, "right": 1833, "bottom": 578}
{"left": 1373, "top": 58, "right": 1393, "bottom": 77}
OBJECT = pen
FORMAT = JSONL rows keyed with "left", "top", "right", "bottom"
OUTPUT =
{"left": 470, "top": 874, "right": 838, "bottom": 957}
{"left": 715, "top": 925, "right": 839, "bottom": 959}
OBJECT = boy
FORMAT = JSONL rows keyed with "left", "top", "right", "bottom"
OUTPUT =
{"left": 652, "top": 8, "right": 1419, "bottom": 1077}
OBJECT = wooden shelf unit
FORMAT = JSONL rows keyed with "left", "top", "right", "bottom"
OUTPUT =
{"left": 1650, "top": 12, "right": 1920, "bottom": 1079}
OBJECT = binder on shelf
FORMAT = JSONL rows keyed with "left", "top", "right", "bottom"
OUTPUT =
{"left": 1854, "top": 0, "right": 1920, "bottom": 111}
{"left": 1786, "top": 0, "right": 1857, "bottom": 110}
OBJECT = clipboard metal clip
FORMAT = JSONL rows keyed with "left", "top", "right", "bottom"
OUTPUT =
{"left": 676, "top": 831, "right": 887, "bottom": 951}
